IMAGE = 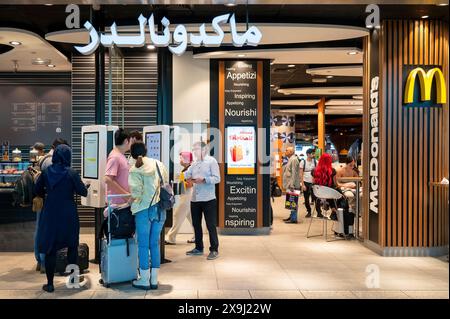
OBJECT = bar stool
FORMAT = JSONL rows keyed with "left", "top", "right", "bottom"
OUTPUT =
{"left": 307, "top": 185, "right": 346, "bottom": 241}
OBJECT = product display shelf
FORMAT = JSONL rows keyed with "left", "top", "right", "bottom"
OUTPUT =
{"left": 0, "top": 161, "right": 31, "bottom": 191}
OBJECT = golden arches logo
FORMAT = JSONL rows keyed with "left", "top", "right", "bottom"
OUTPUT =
{"left": 404, "top": 67, "right": 447, "bottom": 104}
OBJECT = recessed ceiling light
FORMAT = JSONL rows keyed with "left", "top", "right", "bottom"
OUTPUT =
{"left": 356, "top": 108, "right": 363, "bottom": 111}
{"left": 9, "top": 41, "right": 21, "bottom": 46}
{"left": 225, "top": 1, "right": 236, "bottom": 6}
{"left": 437, "top": 3, "right": 448, "bottom": 6}
{"left": 353, "top": 95, "right": 363, "bottom": 100}
{"left": 147, "top": 45, "right": 155, "bottom": 50}
{"left": 45, "top": 4, "right": 53, "bottom": 6}
{"left": 47, "top": 64, "right": 55, "bottom": 68}
{"left": 288, "top": 64, "right": 295, "bottom": 68}
{"left": 312, "top": 78, "right": 327, "bottom": 83}
{"left": 347, "top": 51, "right": 359, "bottom": 55}
{"left": 326, "top": 75, "right": 333, "bottom": 79}
{"left": 270, "top": 84, "right": 275, "bottom": 87}
{"left": 421, "top": 15, "right": 429, "bottom": 19}
{"left": 237, "top": 54, "right": 246, "bottom": 57}
{"left": 283, "top": 92, "right": 291, "bottom": 95}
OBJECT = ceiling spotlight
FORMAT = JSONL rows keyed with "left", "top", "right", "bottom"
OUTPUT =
{"left": 47, "top": 64, "right": 55, "bottom": 68}
{"left": 347, "top": 51, "right": 359, "bottom": 55}
{"left": 326, "top": 75, "right": 333, "bottom": 79}
{"left": 270, "top": 84, "right": 275, "bottom": 87}
{"left": 312, "top": 78, "right": 327, "bottom": 83}
{"left": 237, "top": 54, "right": 246, "bottom": 57}
{"left": 437, "top": 3, "right": 448, "bottom": 6}
{"left": 147, "top": 45, "right": 155, "bottom": 50}
{"left": 225, "top": 1, "right": 237, "bottom": 7}
{"left": 353, "top": 95, "right": 363, "bottom": 100}
{"left": 421, "top": 15, "right": 429, "bottom": 19}
{"left": 9, "top": 41, "right": 21, "bottom": 46}
{"left": 288, "top": 64, "right": 295, "bottom": 68}
{"left": 283, "top": 92, "right": 292, "bottom": 96}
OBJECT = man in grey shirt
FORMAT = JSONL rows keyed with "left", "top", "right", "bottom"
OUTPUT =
{"left": 282, "top": 146, "right": 301, "bottom": 223}
{"left": 184, "top": 141, "right": 221, "bottom": 260}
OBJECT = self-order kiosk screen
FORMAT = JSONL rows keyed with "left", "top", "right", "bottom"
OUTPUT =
{"left": 83, "top": 132, "right": 99, "bottom": 179}
{"left": 146, "top": 132, "right": 162, "bottom": 162}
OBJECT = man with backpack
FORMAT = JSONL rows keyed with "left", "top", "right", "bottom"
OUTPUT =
{"left": 299, "top": 148, "right": 317, "bottom": 218}
{"left": 282, "top": 147, "right": 301, "bottom": 224}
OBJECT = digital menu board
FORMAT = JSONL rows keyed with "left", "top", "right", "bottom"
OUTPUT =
{"left": 83, "top": 132, "right": 99, "bottom": 179}
{"left": 226, "top": 126, "right": 256, "bottom": 175}
{"left": 146, "top": 132, "right": 162, "bottom": 161}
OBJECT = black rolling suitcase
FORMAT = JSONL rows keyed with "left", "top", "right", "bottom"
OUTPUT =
{"left": 55, "top": 243, "right": 89, "bottom": 275}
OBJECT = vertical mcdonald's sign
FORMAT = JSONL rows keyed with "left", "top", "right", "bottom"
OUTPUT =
{"left": 404, "top": 67, "right": 447, "bottom": 105}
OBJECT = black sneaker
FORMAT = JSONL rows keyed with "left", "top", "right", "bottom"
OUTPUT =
{"left": 282, "top": 217, "right": 291, "bottom": 222}
{"left": 316, "top": 213, "right": 324, "bottom": 219}
{"left": 305, "top": 213, "right": 312, "bottom": 218}
{"left": 42, "top": 284, "right": 54, "bottom": 293}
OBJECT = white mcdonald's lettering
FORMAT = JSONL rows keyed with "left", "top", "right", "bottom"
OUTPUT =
{"left": 369, "top": 76, "right": 379, "bottom": 214}
{"left": 75, "top": 13, "right": 263, "bottom": 56}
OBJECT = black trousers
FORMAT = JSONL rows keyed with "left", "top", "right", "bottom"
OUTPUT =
{"left": 45, "top": 246, "right": 77, "bottom": 286}
{"left": 303, "top": 182, "right": 316, "bottom": 214}
{"left": 191, "top": 199, "right": 219, "bottom": 252}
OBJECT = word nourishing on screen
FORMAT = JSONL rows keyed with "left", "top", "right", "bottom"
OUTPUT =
{"left": 369, "top": 76, "right": 379, "bottom": 214}
{"left": 75, "top": 13, "right": 262, "bottom": 56}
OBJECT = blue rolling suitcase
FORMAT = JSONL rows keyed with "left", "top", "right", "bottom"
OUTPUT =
{"left": 99, "top": 194, "right": 138, "bottom": 288}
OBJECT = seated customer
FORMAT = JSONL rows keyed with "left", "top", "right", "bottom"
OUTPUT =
{"left": 336, "top": 156, "right": 360, "bottom": 212}
{"left": 312, "top": 153, "right": 355, "bottom": 236}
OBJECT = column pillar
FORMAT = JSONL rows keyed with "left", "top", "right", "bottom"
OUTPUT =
{"left": 317, "top": 97, "right": 326, "bottom": 153}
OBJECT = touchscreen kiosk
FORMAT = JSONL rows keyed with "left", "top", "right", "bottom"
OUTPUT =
{"left": 143, "top": 125, "right": 180, "bottom": 171}
{"left": 81, "top": 125, "right": 119, "bottom": 208}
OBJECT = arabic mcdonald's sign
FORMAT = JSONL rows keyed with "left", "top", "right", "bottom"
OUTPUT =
{"left": 404, "top": 66, "right": 447, "bottom": 106}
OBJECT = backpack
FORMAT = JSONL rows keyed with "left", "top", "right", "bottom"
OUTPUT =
{"left": 102, "top": 206, "right": 135, "bottom": 240}
{"left": 12, "top": 170, "right": 34, "bottom": 207}
{"left": 153, "top": 162, "right": 175, "bottom": 211}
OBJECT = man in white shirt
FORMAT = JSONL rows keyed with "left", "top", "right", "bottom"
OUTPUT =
{"left": 299, "top": 148, "right": 317, "bottom": 218}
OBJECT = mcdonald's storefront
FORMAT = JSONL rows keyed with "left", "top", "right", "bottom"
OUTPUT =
{"left": 363, "top": 19, "right": 449, "bottom": 256}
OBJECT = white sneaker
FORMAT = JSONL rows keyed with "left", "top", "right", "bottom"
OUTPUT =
{"left": 132, "top": 268, "right": 150, "bottom": 290}
{"left": 150, "top": 268, "right": 159, "bottom": 289}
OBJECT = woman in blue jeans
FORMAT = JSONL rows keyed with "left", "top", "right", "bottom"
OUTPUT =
{"left": 128, "top": 142, "right": 169, "bottom": 290}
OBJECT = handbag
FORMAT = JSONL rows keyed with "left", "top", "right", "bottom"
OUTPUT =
{"left": 103, "top": 206, "right": 135, "bottom": 239}
{"left": 154, "top": 162, "right": 175, "bottom": 211}
{"left": 285, "top": 190, "right": 301, "bottom": 210}
{"left": 32, "top": 196, "right": 44, "bottom": 213}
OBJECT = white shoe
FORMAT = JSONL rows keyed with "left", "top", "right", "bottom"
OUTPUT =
{"left": 132, "top": 268, "right": 150, "bottom": 290}
{"left": 150, "top": 268, "right": 159, "bottom": 289}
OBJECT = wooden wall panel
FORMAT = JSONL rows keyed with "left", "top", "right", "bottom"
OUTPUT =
{"left": 380, "top": 20, "right": 449, "bottom": 248}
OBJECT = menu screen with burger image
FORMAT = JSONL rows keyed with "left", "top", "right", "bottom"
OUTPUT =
{"left": 226, "top": 126, "right": 256, "bottom": 175}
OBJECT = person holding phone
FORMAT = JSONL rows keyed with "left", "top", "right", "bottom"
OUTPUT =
{"left": 184, "top": 142, "right": 221, "bottom": 260}
{"left": 165, "top": 151, "right": 195, "bottom": 245}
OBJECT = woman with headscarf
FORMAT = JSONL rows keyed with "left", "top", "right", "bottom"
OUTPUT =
{"left": 312, "top": 153, "right": 354, "bottom": 236}
{"left": 35, "top": 144, "right": 88, "bottom": 293}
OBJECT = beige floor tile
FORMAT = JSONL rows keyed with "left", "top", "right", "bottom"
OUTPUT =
{"left": 91, "top": 289, "right": 146, "bottom": 299}
{"left": 217, "top": 276, "right": 297, "bottom": 290}
{"left": 351, "top": 291, "right": 410, "bottom": 299}
{"left": 38, "top": 290, "right": 95, "bottom": 299}
{"left": 249, "top": 290, "right": 305, "bottom": 299}
{"left": 145, "top": 289, "right": 198, "bottom": 299}
{"left": 402, "top": 290, "right": 449, "bottom": 299}
{"left": 301, "top": 291, "right": 357, "bottom": 299}
{"left": 0, "top": 289, "right": 43, "bottom": 299}
{"left": 198, "top": 290, "right": 251, "bottom": 299}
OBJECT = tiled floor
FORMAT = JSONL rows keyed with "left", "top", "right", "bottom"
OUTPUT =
{"left": 0, "top": 198, "right": 448, "bottom": 299}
